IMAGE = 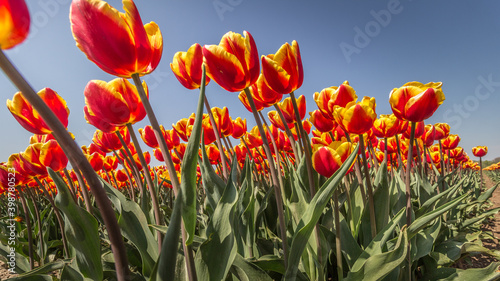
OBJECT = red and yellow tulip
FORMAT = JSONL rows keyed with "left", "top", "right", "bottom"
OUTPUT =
{"left": 70, "top": 0, "right": 163, "bottom": 77}
{"left": 261, "top": 40, "right": 303, "bottom": 95}
{"left": 312, "top": 141, "right": 355, "bottom": 177}
{"left": 171, "top": 43, "right": 210, "bottom": 89}
{"left": 0, "top": 0, "right": 30, "bottom": 50}
{"left": 203, "top": 31, "right": 259, "bottom": 92}
{"left": 313, "top": 81, "right": 357, "bottom": 120}
{"left": 333, "top": 96, "right": 377, "bottom": 135}
{"left": 84, "top": 78, "right": 148, "bottom": 127}
{"left": 389, "top": 81, "right": 445, "bottom": 122}
{"left": 7, "top": 88, "right": 70, "bottom": 135}
{"left": 472, "top": 146, "right": 488, "bottom": 158}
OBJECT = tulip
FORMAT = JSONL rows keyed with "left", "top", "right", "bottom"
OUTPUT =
{"left": 171, "top": 43, "right": 210, "bottom": 89}
{"left": 231, "top": 117, "right": 247, "bottom": 139}
{"left": 422, "top": 124, "right": 436, "bottom": 147}
{"left": 442, "top": 134, "right": 460, "bottom": 150}
{"left": 261, "top": 40, "right": 303, "bottom": 95}
{"left": 313, "top": 81, "right": 357, "bottom": 120}
{"left": 39, "top": 140, "right": 68, "bottom": 172}
{"left": 389, "top": 81, "right": 445, "bottom": 122}
{"left": 7, "top": 88, "right": 69, "bottom": 135}
{"left": 333, "top": 96, "right": 377, "bottom": 135}
{"left": 203, "top": 31, "right": 259, "bottom": 92}
{"left": 70, "top": 0, "right": 162, "bottom": 77}
{"left": 93, "top": 128, "right": 129, "bottom": 152}
{"left": 312, "top": 141, "right": 355, "bottom": 177}
{"left": 248, "top": 74, "right": 283, "bottom": 107}
{"left": 84, "top": 78, "right": 148, "bottom": 127}
{"left": 0, "top": 0, "right": 30, "bottom": 49}
{"left": 87, "top": 151, "right": 104, "bottom": 172}
{"left": 472, "top": 146, "right": 488, "bottom": 158}
{"left": 372, "top": 114, "right": 400, "bottom": 138}
{"left": 434, "top": 123, "right": 450, "bottom": 140}
{"left": 403, "top": 121, "right": 424, "bottom": 139}
{"left": 278, "top": 95, "right": 306, "bottom": 124}
{"left": 310, "top": 109, "right": 336, "bottom": 133}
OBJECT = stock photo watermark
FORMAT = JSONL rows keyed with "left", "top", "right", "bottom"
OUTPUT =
{"left": 442, "top": 74, "right": 499, "bottom": 129}
{"left": 213, "top": 0, "right": 243, "bottom": 21}
{"left": 6, "top": 168, "right": 17, "bottom": 274}
{"left": 339, "top": 0, "right": 404, "bottom": 63}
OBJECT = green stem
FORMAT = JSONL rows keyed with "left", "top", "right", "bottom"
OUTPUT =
{"left": 131, "top": 73, "right": 197, "bottom": 281}
{"left": 126, "top": 123, "right": 163, "bottom": 250}
{"left": 405, "top": 121, "right": 416, "bottom": 279}
{"left": 334, "top": 190, "right": 343, "bottom": 281}
{"left": 244, "top": 87, "right": 288, "bottom": 268}
{"left": 204, "top": 96, "right": 230, "bottom": 180}
{"left": 0, "top": 49, "right": 130, "bottom": 280}
{"left": 18, "top": 188, "right": 34, "bottom": 270}
{"left": 273, "top": 104, "right": 300, "bottom": 164}
{"left": 359, "top": 134, "right": 377, "bottom": 238}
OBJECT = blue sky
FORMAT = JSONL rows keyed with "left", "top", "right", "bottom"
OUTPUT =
{"left": 1, "top": 0, "right": 500, "bottom": 166}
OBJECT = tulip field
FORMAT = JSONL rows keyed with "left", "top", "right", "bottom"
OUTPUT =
{"left": 2, "top": 1, "right": 500, "bottom": 281}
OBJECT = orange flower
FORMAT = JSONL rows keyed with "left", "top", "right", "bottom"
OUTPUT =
{"left": 84, "top": 105, "right": 120, "bottom": 133}
{"left": 245, "top": 126, "right": 263, "bottom": 148}
{"left": 422, "top": 124, "right": 436, "bottom": 147}
{"left": 268, "top": 110, "right": 292, "bottom": 131}
{"left": 309, "top": 109, "right": 336, "bottom": 133}
{"left": 173, "top": 113, "right": 195, "bottom": 142}
{"left": 138, "top": 125, "right": 160, "bottom": 148}
{"left": 244, "top": 73, "right": 283, "bottom": 109}
{"left": 170, "top": 43, "right": 210, "bottom": 89}
{"left": 277, "top": 95, "right": 306, "bottom": 124}
{"left": 211, "top": 107, "right": 233, "bottom": 137}
{"left": 7, "top": 88, "right": 69, "bottom": 135}
{"left": 238, "top": 90, "right": 266, "bottom": 112}
{"left": 70, "top": 0, "right": 162, "bottom": 77}
{"left": 201, "top": 115, "right": 216, "bottom": 145}
{"left": 93, "top": 127, "right": 129, "bottom": 152}
{"left": 442, "top": 134, "right": 460, "bottom": 150}
{"left": 231, "top": 117, "right": 247, "bottom": 139}
{"left": 372, "top": 114, "right": 400, "bottom": 138}
{"left": 403, "top": 121, "right": 424, "bottom": 139}
{"left": 103, "top": 155, "right": 118, "bottom": 171}
{"left": 115, "top": 169, "right": 129, "bottom": 182}
{"left": 84, "top": 78, "right": 148, "bottom": 127}
{"left": 333, "top": 96, "right": 377, "bottom": 135}
{"left": 313, "top": 81, "right": 357, "bottom": 120}
{"left": 434, "top": 123, "right": 450, "bottom": 140}
{"left": 203, "top": 31, "right": 259, "bottom": 92}
{"left": 312, "top": 141, "right": 355, "bottom": 177}
{"left": 39, "top": 140, "right": 68, "bottom": 172}
{"left": 261, "top": 40, "right": 303, "bottom": 95}
{"left": 0, "top": 0, "right": 30, "bottom": 49}
{"left": 389, "top": 81, "right": 445, "bottom": 122}
{"left": 87, "top": 152, "right": 104, "bottom": 172}
{"left": 472, "top": 146, "right": 488, "bottom": 158}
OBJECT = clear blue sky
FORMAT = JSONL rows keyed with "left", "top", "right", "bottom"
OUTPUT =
{"left": 1, "top": 0, "right": 499, "bottom": 166}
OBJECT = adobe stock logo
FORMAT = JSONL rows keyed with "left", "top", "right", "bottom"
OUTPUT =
{"left": 442, "top": 74, "right": 499, "bottom": 129}
{"left": 339, "top": 0, "right": 403, "bottom": 63}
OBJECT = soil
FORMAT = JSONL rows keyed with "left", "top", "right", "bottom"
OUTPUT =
{"left": 0, "top": 260, "right": 17, "bottom": 280}
{"left": 454, "top": 173, "right": 500, "bottom": 270}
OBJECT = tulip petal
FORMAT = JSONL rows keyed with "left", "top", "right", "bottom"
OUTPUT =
{"left": 203, "top": 45, "right": 246, "bottom": 92}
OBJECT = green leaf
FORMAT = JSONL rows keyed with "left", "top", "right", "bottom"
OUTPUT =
{"left": 415, "top": 180, "right": 461, "bottom": 218}
{"left": 195, "top": 159, "right": 239, "bottom": 280}
{"left": 50, "top": 168, "right": 103, "bottom": 281}
{"left": 181, "top": 66, "right": 206, "bottom": 245}
{"left": 421, "top": 262, "right": 500, "bottom": 280}
{"left": 408, "top": 192, "right": 469, "bottom": 239}
{"left": 199, "top": 138, "right": 226, "bottom": 213}
{"left": 460, "top": 207, "right": 500, "bottom": 229}
{"left": 251, "top": 255, "right": 285, "bottom": 274}
{"left": 101, "top": 178, "right": 158, "bottom": 277}
{"left": 154, "top": 192, "right": 183, "bottom": 281}
{"left": 284, "top": 144, "right": 359, "bottom": 280}
{"left": 413, "top": 218, "right": 441, "bottom": 261}
{"left": 345, "top": 227, "right": 408, "bottom": 281}
{"left": 12, "top": 259, "right": 71, "bottom": 278}
{"left": 230, "top": 254, "right": 273, "bottom": 281}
